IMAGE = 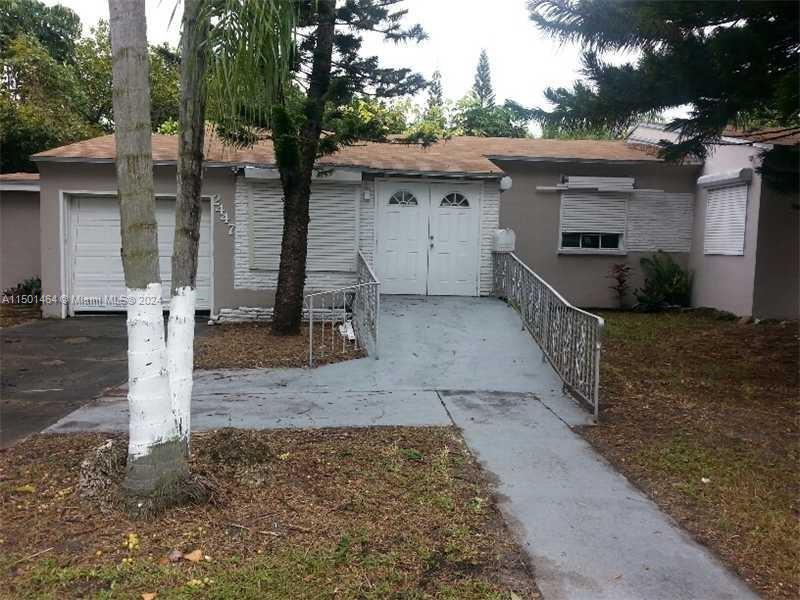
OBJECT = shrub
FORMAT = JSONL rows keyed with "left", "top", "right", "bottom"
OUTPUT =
{"left": 2, "top": 276, "right": 41, "bottom": 303}
{"left": 634, "top": 252, "right": 692, "bottom": 312}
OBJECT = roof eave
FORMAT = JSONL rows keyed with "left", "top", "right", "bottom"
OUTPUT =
{"left": 486, "top": 154, "right": 702, "bottom": 167}
{"left": 32, "top": 156, "right": 503, "bottom": 179}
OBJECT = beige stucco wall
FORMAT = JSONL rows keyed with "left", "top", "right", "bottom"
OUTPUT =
{"left": 751, "top": 185, "right": 799, "bottom": 319}
{"left": 496, "top": 160, "right": 700, "bottom": 308}
{"left": 0, "top": 189, "right": 41, "bottom": 291}
{"left": 688, "top": 144, "right": 763, "bottom": 316}
{"left": 36, "top": 161, "right": 273, "bottom": 318}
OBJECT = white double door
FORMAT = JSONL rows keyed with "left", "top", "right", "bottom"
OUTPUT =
{"left": 376, "top": 181, "right": 480, "bottom": 295}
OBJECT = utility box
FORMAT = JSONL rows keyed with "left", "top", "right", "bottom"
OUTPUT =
{"left": 493, "top": 228, "right": 516, "bottom": 252}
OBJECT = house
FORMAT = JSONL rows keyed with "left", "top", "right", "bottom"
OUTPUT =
{"left": 628, "top": 123, "right": 799, "bottom": 319}
{"left": 0, "top": 172, "right": 41, "bottom": 292}
{"left": 25, "top": 129, "right": 798, "bottom": 320}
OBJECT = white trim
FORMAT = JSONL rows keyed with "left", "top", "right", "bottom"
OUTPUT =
{"left": 353, "top": 184, "right": 360, "bottom": 271}
{"left": 208, "top": 194, "right": 217, "bottom": 317}
{"left": 476, "top": 183, "right": 483, "bottom": 294}
{"left": 59, "top": 191, "right": 68, "bottom": 318}
{"left": 0, "top": 183, "right": 40, "bottom": 192}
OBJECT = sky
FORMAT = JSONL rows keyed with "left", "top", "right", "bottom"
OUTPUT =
{"left": 45, "top": 0, "right": 686, "bottom": 125}
{"left": 44, "top": 0, "right": 607, "bottom": 109}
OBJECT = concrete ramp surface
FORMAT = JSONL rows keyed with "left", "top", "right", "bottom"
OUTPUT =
{"left": 47, "top": 296, "right": 756, "bottom": 600}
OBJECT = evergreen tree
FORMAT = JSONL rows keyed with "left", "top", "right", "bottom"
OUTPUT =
{"left": 212, "top": 0, "right": 426, "bottom": 335}
{"left": 427, "top": 69, "right": 443, "bottom": 110}
{"left": 527, "top": 0, "right": 799, "bottom": 189}
{"left": 472, "top": 49, "right": 494, "bottom": 108}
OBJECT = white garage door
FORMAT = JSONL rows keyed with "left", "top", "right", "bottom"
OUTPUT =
{"left": 375, "top": 182, "right": 480, "bottom": 295}
{"left": 69, "top": 196, "right": 212, "bottom": 311}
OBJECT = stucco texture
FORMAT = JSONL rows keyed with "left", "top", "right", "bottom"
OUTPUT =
{"left": 688, "top": 144, "right": 763, "bottom": 316}
{"left": 35, "top": 162, "right": 273, "bottom": 318}
{"left": 1, "top": 189, "right": 41, "bottom": 291}
{"left": 496, "top": 160, "right": 700, "bottom": 308}
{"left": 752, "top": 185, "right": 799, "bottom": 319}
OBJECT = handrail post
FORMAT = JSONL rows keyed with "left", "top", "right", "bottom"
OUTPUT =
{"left": 593, "top": 319, "right": 604, "bottom": 421}
{"left": 308, "top": 294, "right": 314, "bottom": 367}
{"left": 375, "top": 282, "right": 380, "bottom": 359}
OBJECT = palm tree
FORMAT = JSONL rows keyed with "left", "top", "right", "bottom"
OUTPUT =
{"left": 107, "top": 0, "right": 295, "bottom": 509}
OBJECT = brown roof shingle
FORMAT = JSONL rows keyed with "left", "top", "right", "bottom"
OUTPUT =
{"left": 0, "top": 172, "right": 40, "bottom": 181}
{"left": 33, "top": 133, "right": 662, "bottom": 174}
{"left": 722, "top": 127, "right": 800, "bottom": 146}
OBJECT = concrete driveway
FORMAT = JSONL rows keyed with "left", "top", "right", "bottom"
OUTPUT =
{"left": 46, "top": 297, "right": 755, "bottom": 600}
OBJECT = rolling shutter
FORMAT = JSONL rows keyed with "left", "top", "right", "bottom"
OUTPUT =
{"left": 248, "top": 181, "right": 359, "bottom": 271}
{"left": 627, "top": 192, "right": 694, "bottom": 252}
{"left": 560, "top": 192, "right": 628, "bottom": 235}
{"left": 703, "top": 184, "right": 748, "bottom": 255}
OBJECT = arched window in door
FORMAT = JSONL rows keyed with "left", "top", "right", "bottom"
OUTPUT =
{"left": 388, "top": 190, "right": 418, "bottom": 206}
{"left": 440, "top": 192, "right": 469, "bottom": 207}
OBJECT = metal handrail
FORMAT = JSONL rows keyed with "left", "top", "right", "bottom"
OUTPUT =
{"left": 305, "top": 251, "right": 380, "bottom": 367}
{"left": 493, "top": 251, "right": 604, "bottom": 419}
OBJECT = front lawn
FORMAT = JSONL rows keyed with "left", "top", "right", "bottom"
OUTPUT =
{"left": 195, "top": 322, "right": 364, "bottom": 369}
{"left": 0, "top": 427, "right": 539, "bottom": 599}
{"left": 585, "top": 311, "right": 799, "bottom": 599}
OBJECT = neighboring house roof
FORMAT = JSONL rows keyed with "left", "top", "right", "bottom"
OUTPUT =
{"left": 0, "top": 172, "right": 40, "bottom": 191}
{"left": 32, "top": 134, "right": 663, "bottom": 176}
{"left": 721, "top": 127, "right": 800, "bottom": 146}
{"left": 628, "top": 122, "right": 800, "bottom": 148}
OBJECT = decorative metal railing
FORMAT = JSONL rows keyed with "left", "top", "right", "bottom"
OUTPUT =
{"left": 355, "top": 251, "right": 380, "bottom": 357}
{"left": 493, "top": 252, "right": 604, "bottom": 418}
{"left": 304, "top": 251, "right": 380, "bottom": 367}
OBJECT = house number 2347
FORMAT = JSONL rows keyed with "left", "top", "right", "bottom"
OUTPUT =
{"left": 211, "top": 197, "right": 235, "bottom": 235}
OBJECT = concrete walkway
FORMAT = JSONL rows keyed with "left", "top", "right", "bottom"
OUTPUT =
{"left": 47, "top": 296, "right": 755, "bottom": 600}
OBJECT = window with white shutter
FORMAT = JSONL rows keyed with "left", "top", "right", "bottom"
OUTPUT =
{"left": 248, "top": 181, "right": 359, "bottom": 271}
{"left": 559, "top": 192, "right": 627, "bottom": 252}
{"left": 703, "top": 184, "right": 748, "bottom": 255}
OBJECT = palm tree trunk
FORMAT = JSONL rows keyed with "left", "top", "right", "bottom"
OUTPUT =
{"left": 168, "top": 0, "right": 209, "bottom": 451}
{"left": 272, "top": 0, "right": 336, "bottom": 335}
{"left": 108, "top": 0, "right": 187, "bottom": 497}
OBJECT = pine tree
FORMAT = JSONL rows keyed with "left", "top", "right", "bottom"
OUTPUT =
{"left": 427, "top": 69, "right": 443, "bottom": 110}
{"left": 472, "top": 49, "right": 494, "bottom": 108}
{"left": 527, "top": 0, "right": 799, "bottom": 189}
{"left": 212, "top": 0, "right": 426, "bottom": 335}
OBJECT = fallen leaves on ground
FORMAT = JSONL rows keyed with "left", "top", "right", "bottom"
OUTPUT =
{"left": 0, "top": 427, "right": 540, "bottom": 599}
{"left": 194, "top": 322, "right": 364, "bottom": 369}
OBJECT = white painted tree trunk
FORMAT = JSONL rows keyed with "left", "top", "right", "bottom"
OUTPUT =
{"left": 167, "top": 286, "right": 196, "bottom": 443}
{"left": 127, "top": 284, "right": 176, "bottom": 459}
{"left": 109, "top": 0, "right": 187, "bottom": 496}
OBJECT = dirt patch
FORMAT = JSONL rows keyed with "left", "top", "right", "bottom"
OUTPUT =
{"left": 0, "top": 427, "right": 540, "bottom": 599}
{"left": 584, "top": 311, "right": 799, "bottom": 599}
{"left": 195, "top": 322, "right": 365, "bottom": 369}
{"left": 0, "top": 304, "right": 40, "bottom": 328}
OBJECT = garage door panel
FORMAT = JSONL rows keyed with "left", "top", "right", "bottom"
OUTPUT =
{"left": 70, "top": 196, "right": 211, "bottom": 311}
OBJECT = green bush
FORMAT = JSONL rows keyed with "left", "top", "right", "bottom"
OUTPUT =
{"left": 634, "top": 252, "right": 692, "bottom": 312}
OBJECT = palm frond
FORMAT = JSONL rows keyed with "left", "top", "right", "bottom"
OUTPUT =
{"left": 200, "top": 0, "right": 298, "bottom": 136}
